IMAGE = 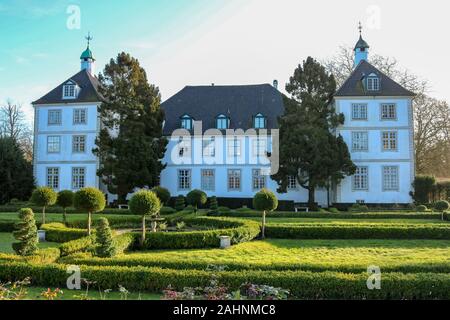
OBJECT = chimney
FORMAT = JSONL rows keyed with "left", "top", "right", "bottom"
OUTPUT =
{"left": 273, "top": 80, "right": 278, "bottom": 89}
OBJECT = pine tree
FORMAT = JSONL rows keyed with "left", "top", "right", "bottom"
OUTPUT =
{"left": 95, "top": 218, "right": 116, "bottom": 258}
{"left": 272, "top": 57, "right": 356, "bottom": 209}
{"left": 93, "top": 52, "right": 167, "bottom": 204}
{"left": 175, "top": 195, "right": 186, "bottom": 212}
{"left": 12, "top": 208, "right": 38, "bottom": 256}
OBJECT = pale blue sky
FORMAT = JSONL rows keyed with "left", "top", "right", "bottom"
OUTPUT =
{"left": 1, "top": 0, "right": 449, "bottom": 123}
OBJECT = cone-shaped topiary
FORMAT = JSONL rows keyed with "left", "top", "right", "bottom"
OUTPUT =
{"left": 95, "top": 217, "right": 116, "bottom": 258}
{"left": 73, "top": 187, "right": 106, "bottom": 235}
{"left": 31, "top": 187, "right": 57, "bottom": 225}
{"left": 129, "top": 190, "right": 162, "bottom": 247}
{"left": 209, "top": 196, "right": 218, "bottom": 211}
{"left": 57, "top": 190, "right": 74, "bottom": 225}
{"left": 175, "top": 195, "right": 185, "bottom": 212}
{"left": 151, "top": 186, "right": 171, "bottom": 205}
{"left": 253, "top": 189, "right": 278, "bottom": 239}
{"left": 186, "top": 189, "right": 207, "bottom": 212}
{"left": 12, "top": 208, "right": 38, "bottom": 256}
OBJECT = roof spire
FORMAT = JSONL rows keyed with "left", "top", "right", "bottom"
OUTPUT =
{"left": 85, "top": 31, "right": 93, "bottom": 49}
{"left": 358, "top": 21, "right": 363, "bottom": 36}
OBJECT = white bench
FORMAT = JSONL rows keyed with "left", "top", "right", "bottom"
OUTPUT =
{"left": 294, "top": 205, "right": 309, "bottom": 213}
{"left": 118, "top": 204, "right": 129, "bottom": 210}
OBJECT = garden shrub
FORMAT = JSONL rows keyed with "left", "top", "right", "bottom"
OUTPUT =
{"left": 349, "top": 204, "right": 369, "bottom": 212}
{"left": 175, "top": 195, "right": 186, "bottom": 212}
{"left": 161, "top": 206, "right": 176, "bottom": 215}
{"left": 328, "top": 207, "right": 339, "bottom": 213}
{"left": 95, "top": 218, "right": 116, "bottom": 258}
{"left": 434, "top": 200, "right": 450, "bottom": 212}
{"left": 59, "top": 235, "right": 96, "bottom": 257}
{"left": 412, "top": 175, "right": 436, "bottom": 204}
{"left": 129, "top": 190, "right": 162, "bottom": 246}
{"left": 209, "top": 196, "right": 218, "bottom": 212}
{"left": 151, "top": 187, "right": 171, "bottom": 205}
{"left": 186, "top": 190, "right": 207, "bottom": 212}
{"left": 416, "top": 205, "right": 428, "bottom": 212}
{"left": 218, "top": 206, "right": 231, "bottom": 212}
{"left": 56, "top": 190, "right": 74, "bottom": 225}
{"left": 73, "top": 187, "right": 106, "bottom": 235}
{"left": 0, "top": 262, "right": 449, "bottom": 299}
{"left": 40, "top": 223, "right": 88, "bottom": 242}
{"left": 12, "top": 208, "right": 38, "bottom": 256}
{"left": 31, "top": 187, "right": 57, "bottom": 225}
{"left": 253, "top": 189, "right": 278, "bottom": 239}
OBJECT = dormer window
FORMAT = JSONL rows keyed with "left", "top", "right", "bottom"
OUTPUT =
{"left": 367, "top": 74, "right": 380, "bottom": 91}
{"left": 254, "top": 113, "right": 266, "bottom": 129}
{"left": 63, "top": 81, "right": 78, "bottom": 99}
{"left": 180, "top": 115, "right": 193, "bottom": 130}
{"left": 216, "top": 114, "right": 229, "bottom": 129}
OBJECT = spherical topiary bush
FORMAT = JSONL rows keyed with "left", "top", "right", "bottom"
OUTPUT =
{"left": 73, "top": 187, "right": 106, "bottom": 235}
{"left": 31, "top": 186, "right": 57, "bottom": 225}
{"left": 186, "top": 189, "right": 207, "bottom": 212}
{"left": 434, "top": 200, "right": 450, "bottom": 212}
{"left": 57, "top": 190, "right": 74, "bottom": 225}
{"left": 175, "top": 195, "right": 185, "bottom": 212}
{"left": 129, "top": 190, "right": 162, "bottom": 246}
{"left": 151, "top": 187, "right": 171, "bottom": 205}
{"left": 253, "top": 189, "right": 278, "bottom": 239}
{"left": 12, "top": 208, "right": 38, "bottom": 256}
{"left": 416, "top": 204, "right": 428, "bottom": 212}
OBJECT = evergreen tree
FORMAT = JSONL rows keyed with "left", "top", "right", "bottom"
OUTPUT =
{"left": 0, "top": 137, "right": 34, "bottom": 205}
{"left": 95, "top": 217, "right": 116, "bottom": 258}
{"left": 209, "top": 196, "right": 218, "bottom": 211}
{"left": 175, "top": 195, "right": 185, "bottom": 212}
{"left": 12, "top": 208, "right": 38, "bottom": 256}
{"left": 93, "top": 52, "right": 167, "bottom": 204}
{"left": 272, "top": 57, "right": 356, "bottom": 209}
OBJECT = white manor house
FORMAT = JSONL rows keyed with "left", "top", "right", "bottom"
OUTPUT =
{"left": 32, "top": 32, "right": 415, "bottom": 208}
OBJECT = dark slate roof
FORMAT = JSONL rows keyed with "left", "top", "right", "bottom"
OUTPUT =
{"left": 354, "top": 35, "right": 369, "bottom": 50}
{"left": 161, "top": 84, "right": 284, "bottom": 135}
{"left": 335, "top": 60, "right": 415, "bottom": 97}
{"left": 32, "top": 69, "right": 102, "bottom": 105}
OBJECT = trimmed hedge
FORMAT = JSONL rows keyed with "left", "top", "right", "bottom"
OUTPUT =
{"left": 138, "top": 217, "right": 261, "bottom": 250}
{"left": 0, "top": 261, "right": 449, "bottom": 299}
{"left": 264, "top": 223, "right": 450, "bottom": 240}
{"left": 59, "top": 235, "right": 95, "bottom": 257}
{"left": 41, "top": 223, "right": 88, "bottom": 243}
{"left": 0, "top": 248, "right": 60, "bottom": 265}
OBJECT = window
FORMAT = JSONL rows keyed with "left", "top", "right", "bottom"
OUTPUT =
{"left": 227, "top": 137, "right": 242, "bottom": 157}
{"left": 353, "top": 166, "right": 368, "bottom": 190}
{"left": 63, "top": 84, "right": 76, "bottom": 99}
{"left": 47, "top": 136, "right": 61, "bottom": 153}
{"left": 178, "top": 169, "right": 191, "bottom": 190}
{"left": 352, "top": 132, "right": 368, "bottom": 151}
{"left": 46, "top": 167, "right": 59, "bottom": 189}
{"left": 72, "top": 135, "right": 86, "bottom": 153}
{"left": 216, "top": 114, "right": 229, "bottom": 129}
{"left": 178, "top": 137, "right": 191, "bottom": 157}
{"left": 73, "top": 108, "right": 87, "bottom": 124}
{"left": 48, "top": 110, "right": 62, "bottom": 125}
{"left": 252, "top": 138, "right": 267, "bottom": 157}
{"left": 201, "top": 169, "right": 215, "bottom": 191}
{"left": 181, "top": 115, "right": 193, "bottom": 130}
{"left": 383, "top": 166, "right": 399, "bottom": 191}
{"left": 288, "top": 175, "right": 297, "bottom": 189}
{"left": 382, "top": 131, "right": 397, "bottom": 151}
{"left": 252, "top": 169, "right": 266, "bottom": 190}
{"left": 381, "top": 104, "right": 396, "bottom": 120}
{"left": 228, "top": 169, "right": 241, "bottom": 191}
{"left": 367, "top": 75, "right": 380, "bottom": 91}
{"left": 202, "top": 137, "right": 215, "bottom": 157}
{"left": 72, "top": 167, "right": 85, "bottom": 189}
{"left": 352, "top": 104, "right": 367, "bottom": 120}
{"left": 254, "top": 113, "right": 266, "bottom": 129}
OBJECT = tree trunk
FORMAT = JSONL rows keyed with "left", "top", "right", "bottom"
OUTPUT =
{"left": 118, "top": 193, "right": 127, "bottom": 205}
{"left": 308, "top": 187, "right": 316, "bottom": 210}
{"left": 261, "top": 210, "right": 266, "bottom": 239}
{"left": 151, "top": 220, "right": 157, "bottom": 232}
{"left": 87, "top": 212, "right": 92, "bottom": 235}
{"left": 42, "top": 206, "right": 46, "bottom": 225}
{"left": 141, "top": 216, "right": 146, "bottom": 247}
{"left": 63, "top": 208, "right": 67, "bottom": 226}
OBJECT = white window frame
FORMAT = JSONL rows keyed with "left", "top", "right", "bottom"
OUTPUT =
{"left": 216, "top": 115, "right": 229, "bottom": 129}
{"left": 252, "top": 169, "right": 266, "bottom": 190}
{"left": 201, "top": 169, "right": 215, "bottom": 191}
{"left": 178, "top": 137, "right": 191, "bottom": 158}
{"left": 180, "top": 115, "right": 193, "bottom": 130}
{"left": 178, "top": 169, "right": 191, "bottom": 190}
{"left": 351, "top": 103, "right": 368, "bottom": 120}
{"left": 202, "top": 137, "right": 215, "bottom": 157}
{"left": 73, "top": 108, "right": 87, "bottom": 124}
{"left": 47, "top": 136, "right": 61, "bottom": 154}
{"left": 252, "top": 138, "right": 267, "bottom": 157}
{"left": 353, "top": 166, "right": 368, "bottom": 191}
{"left": 254, "top": 113, "right": 266, "bottom": 129}
{"left": 381, "top": 103, "right": 397, "bottom": 120}
{"left": 72, "top": 167, "right": 86, "bottom": 190}
{"left": 46, "top": 167, "right": 59, "bottom": 190}
{"left": 382, "top": 131, "right": 398, "bottom": 151}
{"left": 72, "top": 135, "right": 86, "bottom": 153}
{"left": 63, "top": 84, "right": 77, "bottom": 99}
{"left": 228, "top": 169, "right": 241, "bottom": 191}
{"left": 48, "top": 109, "right": 62, "bottom": 126}
{"left": 352, "top": 131, "right": 368, "bottom": 152}
{"left": 227, "top": 137, "right": 242, "bottom": 157}
{"left": 382, "top": 166, "right": 399, "bottom": 191}
{"left": 367, "top": 76, "right": 380, "bottom": 91}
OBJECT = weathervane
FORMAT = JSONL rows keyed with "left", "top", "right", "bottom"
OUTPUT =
{"left": 85, "top": 32, "right": 93, "bottom": 48}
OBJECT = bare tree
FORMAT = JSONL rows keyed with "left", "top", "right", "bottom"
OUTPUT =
{"left": 0, "top": 100, "right": 33, "bottom": 161}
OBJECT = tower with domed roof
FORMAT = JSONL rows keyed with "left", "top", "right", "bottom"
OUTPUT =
{"left": 80, "top": 33, "right": 95, "bottom": 75}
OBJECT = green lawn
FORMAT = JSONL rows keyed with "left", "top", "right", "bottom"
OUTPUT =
{"left": 0, "top": 232, "right": 60, "bottom": 253}
{"left": 62, "top": 238, "right": 450, "bottom": 273}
